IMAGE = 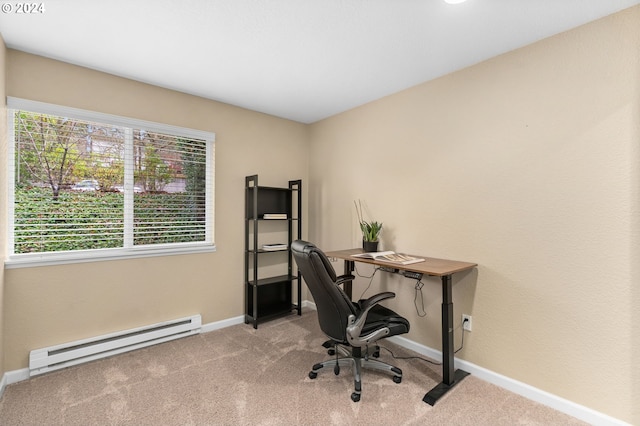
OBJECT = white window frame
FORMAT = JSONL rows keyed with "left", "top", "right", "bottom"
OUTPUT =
{"left": 5, "top": 97, "right": 216, "bottom": 268}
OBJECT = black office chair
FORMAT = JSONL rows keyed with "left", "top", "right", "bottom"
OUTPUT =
{"left": 291, "top": 240, "right": 410, "bottom": 402}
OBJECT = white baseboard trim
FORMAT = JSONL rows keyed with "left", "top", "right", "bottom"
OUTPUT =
{"left": 0, "top": 368, "right": 30, "bottom": 393}
{"left": 387, "top": 334, "right": 443, "bottom": 363}
{"left": 308, "top": 301, "right": 627, "bottom": 425}
{"left": 457, "top": 359, "right": 629, "bottom": 426}
{"left": 200, "top": 302, "right": 314, "bottom": 333}
{"left": 200, "top": 314, "right": 245, "bottom": 333}
{"left": 0, "top": 309, "right": 306, "bottom": 398}
{"left": 388, "top": 332, "right": 628, "bottom": 425}
{"left": 0, "top": 306, "right": 629, "bottom": 425}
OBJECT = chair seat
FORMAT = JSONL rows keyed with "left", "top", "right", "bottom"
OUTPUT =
{"left": 358, "top": 302, "right": 411, "bottom": 337}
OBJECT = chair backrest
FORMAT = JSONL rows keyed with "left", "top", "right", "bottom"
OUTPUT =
{"left": 291, "top": 240, "right": 357, "bottom": 343}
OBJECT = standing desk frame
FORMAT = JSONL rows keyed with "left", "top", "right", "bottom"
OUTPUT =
{"left": 325, "top": 248, "right": 477, "bottom": 405}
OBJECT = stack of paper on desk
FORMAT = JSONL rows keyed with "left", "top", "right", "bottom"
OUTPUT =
{"left": 351, "top": 251, "right": 425, "bottom": 265}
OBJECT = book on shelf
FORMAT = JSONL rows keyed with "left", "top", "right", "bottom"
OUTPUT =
{"left": 262, "top": 243, "right": 288, "bottom": 251}
{"left": 351, "top": 251, "right": 425, "bottom": 265}
{"left": 262, "top": 213, "right": 288, "bottom": 219}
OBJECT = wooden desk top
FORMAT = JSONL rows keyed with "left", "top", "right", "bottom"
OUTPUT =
{"left": 325, "top": 248, "right": 477, "bottom": 277}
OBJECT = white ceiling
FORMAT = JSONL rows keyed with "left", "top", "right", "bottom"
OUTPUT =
{"left": 1, "top": 0, "right": 638, "bottom": 123}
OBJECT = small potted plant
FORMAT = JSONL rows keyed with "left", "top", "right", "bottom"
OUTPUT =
{"left": 355, "top": 200, "right": 382, "bottom": 252}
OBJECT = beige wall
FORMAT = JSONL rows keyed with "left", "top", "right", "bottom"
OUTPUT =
{"left": 3, "top": 50, "right": 309, "bottom": 371}
{"left": 309, "top": 6, "right": 639, "bottom": 424}
{"left": 0, "top": 35, "right": 7, "bottom": 381}
{"left": 1, "top": 5, "right": 638, "bottom": 424}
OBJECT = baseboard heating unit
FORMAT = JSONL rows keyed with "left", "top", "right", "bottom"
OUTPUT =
{"left": 29, "top": 314, "right": 202, "bottom": 376}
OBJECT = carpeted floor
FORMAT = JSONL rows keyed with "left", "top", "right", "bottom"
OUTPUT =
{"left": 0, "top": 310, "right": 586, "bottom": 425}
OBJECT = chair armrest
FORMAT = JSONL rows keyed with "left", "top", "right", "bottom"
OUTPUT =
{"left": 358, "top": 291, "right": 395, "bottom": 313}
{"left": 346, "top": 291, "right": 396, "bottom": 347}
{"left": 335, "top": 274, "right": 355, "bottom": 287}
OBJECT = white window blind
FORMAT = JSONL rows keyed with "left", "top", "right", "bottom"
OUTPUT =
{"left": 6, "top": 98, "right": 215, "bottom": 267}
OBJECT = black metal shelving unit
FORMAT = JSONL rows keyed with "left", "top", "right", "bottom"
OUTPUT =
{"left": 244, "top": 175, "right": 302, "bottom": 328}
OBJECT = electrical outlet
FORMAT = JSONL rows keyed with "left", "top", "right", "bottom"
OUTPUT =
{"left": 462, "top": 314, "right": 472, "bottom": 332}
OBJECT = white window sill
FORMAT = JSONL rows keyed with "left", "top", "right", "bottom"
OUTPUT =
{"left": 4, "top": 244, "right": 217, "bottom": 269}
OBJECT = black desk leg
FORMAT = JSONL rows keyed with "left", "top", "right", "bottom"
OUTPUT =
{"left": 343, "top": 260, "right": 354, "bottom": 300}
{"left": 423, "top": 274, "right": 470, "bottom": 405}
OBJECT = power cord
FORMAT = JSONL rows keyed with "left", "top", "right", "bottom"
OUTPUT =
{"left": 357, "top": 273, "right": 468, "bottom": 359}
{"left": 378, "top": 345, "right": 441, "bottom": 366}
{"left": 358, "top": 268, "right": 428, "bottom": 318}
{"left": 354, "top": 262, "right": 377, "bottom": 279}
{"left": 356, "top": 266, "right": 379, "bottom": 300}
{"left": 357, "top": 267, "right": 468, "bottom": 358}
{"left": 379, "top": 317, "right": 469, "bottom": 366}
{"left": 454, "top": 317, "right": 470, "bottom": 354}
{"left": 414, "top": 280, "right": 427, "bottom": 317}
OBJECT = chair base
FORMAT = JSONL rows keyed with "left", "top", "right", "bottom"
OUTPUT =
{"left": 309, "top": 344, "right": 402, "bottom": 402}
{"left": 323, "top": 339, "right": 380, "bottom": 358}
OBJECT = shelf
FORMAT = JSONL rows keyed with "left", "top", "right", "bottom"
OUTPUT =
{"left": 246, "top": 279, "right": 297, "bottom": 325}
{"left": 247, "top": 274, "right": 298, "bottom": 287}
{"left": 244, "top": 175, "right": 302, "bottom": 329}
{"left": 245, "top": 303, "right": 299, "bottom": 325}
{"left": 245, "top": 186, "right": 292, "bottom": 219}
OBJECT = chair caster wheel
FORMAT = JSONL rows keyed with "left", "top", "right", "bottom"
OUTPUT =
{"left": 327, "top": 349, "right": 336, "bottom": 356}
{"left": 334, "top": 365, "right": 340, "bottom": 375}
{"left": 309, "top": 371, "right": 317, "bottom": 379}
{"left": 393, "top": 375, "right": 402, "bottom": 384}
{"left": 351, "top": 392, "right": 361, "bottom": 402}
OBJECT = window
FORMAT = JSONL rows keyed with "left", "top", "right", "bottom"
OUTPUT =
{"left": 6, "top": 98, "right": 215, "bottom": 267}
